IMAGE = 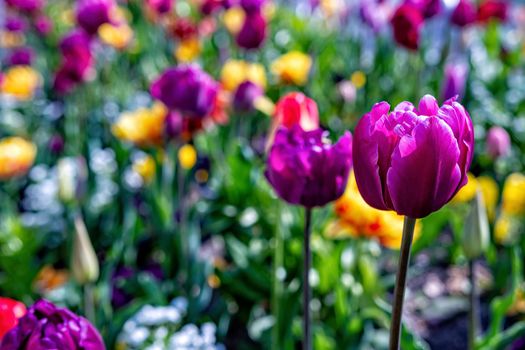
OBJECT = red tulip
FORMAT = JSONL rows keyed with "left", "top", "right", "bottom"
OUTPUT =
{"left": 0, "top": 297, "right": 26, "bottom": 340}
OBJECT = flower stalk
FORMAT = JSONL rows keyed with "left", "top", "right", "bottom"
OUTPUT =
{"left": 468, "top": 259, "right": 479, "bottom": 350}
{"left": 303, "top": 207, "right": 313, "bottom": 350}
{"left": 389, "top": 216, "right": 417, "bottom": 350}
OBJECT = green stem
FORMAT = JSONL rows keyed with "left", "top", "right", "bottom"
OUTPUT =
{"left": 389, "top": 216, "right": 417, "bottom": 350}
{"left": 468, "top": 259, "right": 479, "bottom": 350}
{"left": 84, "top": 283, "right": 95, "bottom": 324}
{"left": 303, "top": 207, "right": 313, "bottom": 350}
{"left": 272, "top": 203, "right": 285, "bottom": 349}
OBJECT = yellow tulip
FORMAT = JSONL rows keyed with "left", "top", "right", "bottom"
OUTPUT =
{"left": 178, "top": 144, "right": 197, "bottom": 170}
{"left": 220, "top": 59, "right": 266, "bottom": 91}
{"left": 451, "top": 173, "right": 478, "bottom": 204}
{"left": 112, "top": 102, "right": 167, "bottom": 146}
{"left": 133, "top": 155, "right": 156, "bottom": 184}
{"left": 501, "top": 173, "right": 525, "bottom": 216}
{"left": 1, "top": 65, "right": 41, "bottom": 100}
{"left": 351, "top": 71, "right": 366, "bottom": 89}
{"left": 223, "top": 6, "right": 245, "bottom": 35}
{"left": 271, "top": 51, "right": 312, "bottom": 86}
{"left": 0, "top": 137, "right": 36, "bottom": 180}
{"left": 477, "top": 176, "right": 499, "bottom": 221}
{"left": 175, "top": 38, "right": 202, "bottom": 63}
{"left": 98, "top": 23, "right": 133, "bottom": 50}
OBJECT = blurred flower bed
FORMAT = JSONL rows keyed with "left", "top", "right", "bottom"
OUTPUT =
{"left": 0, "top": 0, "right": 525, "bottom": 349}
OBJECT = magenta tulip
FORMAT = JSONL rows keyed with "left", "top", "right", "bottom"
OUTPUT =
{"left": 451, "top": 0, "right": 477, "bottom": 27}
{"left": 235, "top": 12, "right": 267, "bottom": 50}
{"left": 391, "top": 4, "right": 423, "bottom": 50}
{"left": 265, "top": 126, "right": 352, "bottom": 208}
{"left": 353, "top": 95, "right": 474, "bottom": 218}
{"left": 75, "top": 0, "right": 115, "bottom": 35}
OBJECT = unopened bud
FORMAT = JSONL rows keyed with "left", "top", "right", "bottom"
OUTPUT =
{"left": 462, "top": 191, "right": 489, "bottom": 260}
{"left": 71, "top": 215, "right": 99, "bottom": 285}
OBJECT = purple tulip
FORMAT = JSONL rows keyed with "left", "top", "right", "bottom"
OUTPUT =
{"left": 359, "top": 0, "right": 393, "bottom": 32}
{"left": 150, "top": 65, "right": 219, "bottom": 118}
{"left": 0, "top": 300, "right": 105, "bottom": 350}
{"left": 165, "top": 110, "right": 184, "bottom": 139}
{"left": 5, "top": 0, "right": 44, "bottom": 12}
{"left": 486, "top": 126, "right": 510, "bottom": 159}
{"left": 353, "top": 95, "right": 474, "bottom": 218}
{"left": 233, "top": 80, "right": 263, "bottom": 112}
{"left": 406, "top": 0, "right": 441, "bottom": 19}
{"left": 240, "top": 0, "right": 265, "bottom": 14}
{"left": 235, "top": 12, "right": 267, "bottom": 50}
{"left": 145, "top": 0, "right": 173, "bottom": 14}
{"left": 451, "top": 0, "right": 477, "bottom": 27}
{"left": 390, "top": 4, "right": 423, "bottom": 50}
{"left": 75, "top": 0, "right": 115, "bottom": 35}
{"left": 34, "top": 16, "right": 52, "bottom": 36}
{"left": 5, "top": 17, "right": 27, "bottom": 33}
{"left": 441, "top": 60, "right": 468, "bottom": 101}
{"left": 265, "top": 126, "right": 353, "bottom": 208}
{"left": 5, "top": 47, "right": 33, "bottom": 66}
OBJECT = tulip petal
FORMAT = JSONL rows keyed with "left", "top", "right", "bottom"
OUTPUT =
{"left": 387, "top": 116, "right": 462, "bottom": 218}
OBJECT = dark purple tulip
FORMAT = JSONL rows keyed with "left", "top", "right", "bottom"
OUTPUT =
{"left": 34, "top": 16, "right": 52, "bottom": 36}
{"left": 150, "top": 65, "right": 219, "bottom": 118}
{"left": 75, "top": 0, "right": 114, "bottom": 35}
{"left": 5, "top": 17, "right": 27, "bottom": 32}
{"left": 391, "top": 4, "right": 423, "bottom": 50}
{"left": 59, "top": 30, "right": 92, "bottom": 59}
{"left": 54, "top": 30, "right": 93, "bottom": 94}
{"left": 486, "top": 126, "right": 510, "bottom": 159}
{"left": 48, "top": 134, "right": 65, "bottom": 154}
{"left": 353, "top": 95, "right": 474, "bottom": 218}
{"left": 451, "top": 0, "right": 477, "bottom": 27}
{"left": 406, "top": 0, "right": 441, "bottom": 19}
{"left": 235, "top": 12, "right": 267, "bottom": 50}
{"left": 265, "top": 126, "right": 353, "bottom": 208}
{"left": 165, "top": 110, "right": 184, "bottom": 138}
{"left": 5, "top": 47, "right": 33, "bottom": 66}
{"left": 0, "top": 300, "right": 105, "bottom": 350}
{"left": 233, "top": 80, "right": 263, "bottom": 112}
{"left": 5, "top": 0, "right": 44, "bottom": 12}
{"left": 240, "top": 0, "right": 265, "bottom": 14}
{"left": 441, "top": 60, "right": 468, "bottom": 101}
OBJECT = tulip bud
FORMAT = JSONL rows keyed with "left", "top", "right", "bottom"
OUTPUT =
{"left": 461, "top": 191, "right": 489, "bottom": 260}
{"left": 441, "top": 59, "right": 468, "bottom": 101}
{"left": 390, "top": 4, "right": 423, "bottom": 50}
{"left": 486, "top": 126, "right": 510, "bottom": 160}
{"left": 235, "top": 12, "right": 267, "bottom": 50}
{"left": 71, "top": 215, "right": 99, "bottom": 285}
{"left": 57, "top": 157, "right": 88, "bottom": 203}
{"left": 233, "top": 80, "right": 263, "bottom": 112}
{"left": 451, "top": 0, "right": 476, "bottom": 27}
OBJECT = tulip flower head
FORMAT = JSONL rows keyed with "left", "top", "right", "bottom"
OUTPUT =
{"left": 451, "top": 0, "right": 477, "bottom": 27}
{"left": 265, "top": 126, "right": 352, "bottom": 208}
{"left": 353, "top": 95, "right": 474, "bottom": 218}
{"left": 273, "top": 92, "right": 319, "bottom": 131}
{"left": 235, "top": 12, "right": 267, "bottom": 50}
{"left": 75, "top": 0, "right": 116, "bottom": 35}
{"left": 486, "top": 126, "right": 510, "bottom": 160}
{"left": 0, "top": 137, "right": 37, "bottom": 179}
{"left": 0, "top": 300, "right": 105, "bottom": 350}
{"left": 390, "top": 3, "right": 423, "bottom": 50}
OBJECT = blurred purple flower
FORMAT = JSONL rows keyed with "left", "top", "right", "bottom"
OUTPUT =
{"left": 359, "top": 0, "right": 393, "bottom": 32}
{"left": 165, "top": 110, "right": 184, "bottom": 139}
{"left": 265, "top": 126, "right": 353, "bottom": 208}
{"left": 235, "top": 12, "right": 267, "bottom": 50}
{"left": 353, "top": 95, "right": 474, "bottom": 218}
{"left": 5, "top": 17, "right": 27, "bottom": 33}
{"left": 146, "top": 0, "right": 173, "bottom": 14}
{"left": 477, "top": 0, "right": 508, "bottom": 23}
{"left": 391, "top": 4, "right": 423, "bottom": 50}
{"left": 486, "top": 126, "right": 510, "bottom": 159}
{"left": 406, "top": 0, "right": 441, "bottom": 19}
{"left": 451, "top": 0, "right": 477, "bottom": 27}
{"left": 240, "top": 0, "right": 265, "bottom": 14}
{"left": 48, "top": 134, "right": 65, "bottom": 154}
{"left": 0, "top": 300, "right": 105, "bottom": 350}
{"left": 34, "top": 15, "right": 52, "bottom": 36}
{"left": 75, "top": 0, "right": 115, "bottom": 35}
{"left": 441, "top": 60, "right": 468, "bottom": 101}
{"left": 5, "top": 0, "right": 44, "bottom": 13}
{"left": 150, "top": 65, "right": 219, "bottom": 118}
{"left": 233, "top": 80, "right": 263, "bottom": 112}
{"left": 5, "top": 47, "right": 33, "bottom": 66}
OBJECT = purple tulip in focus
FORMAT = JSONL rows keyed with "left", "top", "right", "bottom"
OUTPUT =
{"left": 5, "top": 0, "right": 44, "bottom": 12}
{"left": 150, "top": 65, "right": 219, "bottom": 118}
{"left": 236, "top": 12, "right": 267, "bottom": 50}
{"left": 0, "top": 300, "right": 105, "bottom": 350}
{"left": 265, "top": 126, "right": 353, "bottom": 208}
{"left": 6, "top": 47, "right": 33, "bottom": 66}
{"left": 233, "top": 80, "right": 263, "bottom": 112}
{"left": 75, "top": 0, "right": 115, "bottom": 35}
{"left": 451, "top": 0, "right": 477, "bottom": 27}
{"left": 486, "top": 126, "right": 510, "bottom": 159}
{"left": 441, "top": 60, "right": 468, "bottom": 101}
{"left": 353, "top": 95, "right": 474, "bottom": 218}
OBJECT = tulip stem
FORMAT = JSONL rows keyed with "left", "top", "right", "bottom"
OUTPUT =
{"left": 389, "top": 216, "right": 417, "bottom": 350}
{"left": 84, "top": 283, "right": 95, "bottom": 324}
{"left": 303, "top": 207, "right": 313, "bottom": 350}
{"left": 468, "top": 259, "right": 479, "bottom": 350}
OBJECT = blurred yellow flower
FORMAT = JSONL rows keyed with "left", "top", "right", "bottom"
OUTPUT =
{"left": 494, "top": 213, "right": 522, "bottom": 245}
{"left": 451, "top": 173, "right": 478, "bottom": 203}
{"left": 133, "top": 155, "right": 156, "bottom": 184}
{"left": 0, "top": 137, "right": 37, "bottom": 180}
{"left": 60, "top": 9, "right": 76, "bottom": 26}
{"left": 112, "top": 102, "right": 167, "bottom": 146}
{"left": 1, "top": 65, "right": 41, "bottom": 100}
{"left": 220, "top": 59, "right": 266, "bottom": 91}
{"left": 178, "top": 144, "right": 197, "bottom": 170}
{"left": 271, "top": 51, "right": 312, "bottom": 86}
{"left": 98, "top": 23, "right": 133, "bottom": 50}
{"left": 351, "top": 71, "right": 366, "bottom": 89}
{"left": 477, "top": 176, "right": 499, "bottom": 221}
{"left": 175, "top": 38, "right": 201, "bottom": 62}
{"left": 320, "top": 0, "right": 344, "bottom": 17}
{"left": 327, "top": 171, "right": 420, "bottom": 249}
{"left": 501, "top": 173, "right": 525, "bottom": 216}
{"left": 223, "top": 6, "right": 245, "bottom": 35}
{"left": 0, "top": 31, "right": 25, "bottom": 48}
